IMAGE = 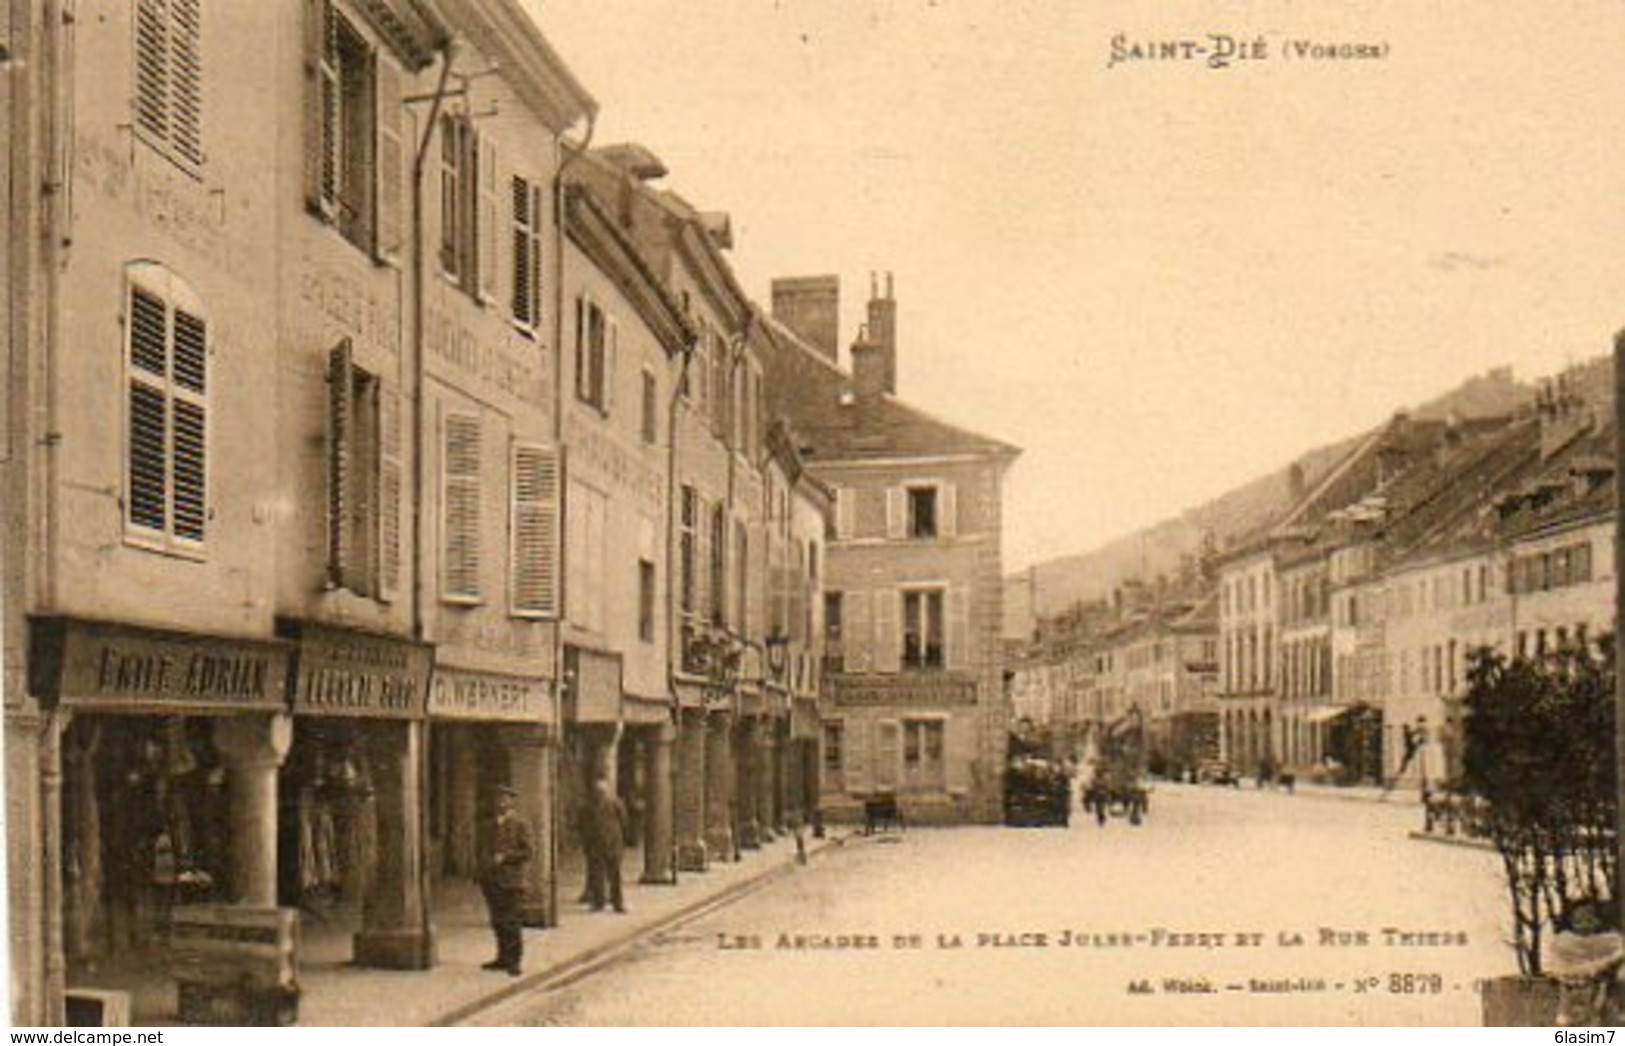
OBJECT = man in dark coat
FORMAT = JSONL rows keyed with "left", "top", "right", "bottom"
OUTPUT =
{"left": 480, "top": 786, "right": 533, "bottom": 975}
{"left": 585, "top": 778, "right": 628, "bottom": 913}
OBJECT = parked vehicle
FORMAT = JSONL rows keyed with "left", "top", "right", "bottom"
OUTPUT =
{"left": 1004, "top": 755, "right": 1071, "bottom": 827}
{"left": 1197, "top": 760, "right": 1242, "bottom": 787}
{"left": 1004, "top": 726, "right": 1071, "bottom": 827}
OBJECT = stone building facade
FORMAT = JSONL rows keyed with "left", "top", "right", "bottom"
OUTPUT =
{"left": 764, "top": 277, "right": 1020, "bottom": 825}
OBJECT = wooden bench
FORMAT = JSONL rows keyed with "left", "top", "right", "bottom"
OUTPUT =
{"left": 863, "top": 794, "right": 905, "bottom": 835}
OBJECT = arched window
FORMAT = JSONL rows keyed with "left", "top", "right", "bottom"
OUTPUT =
{"left": 123, "top": 262, "right": 208, "bottom": 552}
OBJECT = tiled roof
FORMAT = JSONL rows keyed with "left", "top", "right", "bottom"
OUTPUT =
{"left": 758, "top": 315, "right": 1020, "bottom": 463}
{"left": 1492, "top": 419, "right": 1617, "bottom": 541}
{"left": 1381, "top": 416, "right": 1544, "bottom": 567}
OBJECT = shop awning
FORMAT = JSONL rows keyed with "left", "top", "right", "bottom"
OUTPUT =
{"left": 1305, "top": 704, "right": 1355, "bottom": 725}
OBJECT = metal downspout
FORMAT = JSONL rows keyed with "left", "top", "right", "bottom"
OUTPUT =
{"left": 550, "top": 109, "right": 595, "bottom": 916}
{"left": 409, "top": 36, "right": 455, "bottom": 967}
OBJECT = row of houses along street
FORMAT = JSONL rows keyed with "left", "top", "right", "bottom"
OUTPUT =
{"left": 1009, "top": 356, "right": 1618, "bottom": 793}
{"left": 1, "top": 0, "right": 1019, "bottom": 1024}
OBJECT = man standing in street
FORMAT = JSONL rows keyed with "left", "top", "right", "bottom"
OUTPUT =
{"left": 586, "top": 777, "right": 628, "bottom": 913}
{"left": 480, "top": 785, "right": 533, "bottom": 975}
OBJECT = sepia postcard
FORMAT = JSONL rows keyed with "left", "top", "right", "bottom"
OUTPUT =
{"left": 3, "top": 0, "right": 1623, "bottom": 1029}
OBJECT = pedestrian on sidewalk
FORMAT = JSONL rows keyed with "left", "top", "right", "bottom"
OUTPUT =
{"left": 479, "top": 785, "right": 533, "bottom": 976}
{"left": 586, "top": 778, "right": 628, "bottom": 913}
{"left": 787, "top": 809, "right": 808, "bottom": 865}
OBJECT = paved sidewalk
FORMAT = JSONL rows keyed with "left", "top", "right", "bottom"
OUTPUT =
{"left": 1278, "top": 780, "right": 1424, "bottom": 806}
{"left": 1154, "top": 779, "right": 1423, "bottom": 806}
{"left": 294, "top": 830, "right": 847, "bottom": 1026}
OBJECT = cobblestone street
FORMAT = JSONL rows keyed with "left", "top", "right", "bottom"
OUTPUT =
{"left": 469, "top": 785, "right": 1509, "bottom": 1025}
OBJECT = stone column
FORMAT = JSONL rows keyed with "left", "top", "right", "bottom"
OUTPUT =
{"left": 704, "top": 709, "right": 736, "bottom": 859}
{"left": 805, "top": 739, "right": 823, "bottom": 836}
{"left": 784, "top": 731, "right": 805, "bottom": 830}
{"left": 735, "top": 716, "right": 761, "bottom": 850}
{"left": 213, "top": 715, "right": 292, "bottom": 907}
{"left": 675, "top": 707, "right": 708, "bottom": 871}
{"left": 640, "top": 721, "right": 676, "bottom": 884}
{"left": 507, "top": 728, "right": 556, "bottom": 927}
{"left": 757, "top": 723, "right": 778, "bottom": 841}
{"left": 354, "top": 720, "right": 434, "bottom": 969}
{"left": 447, "top": 728, "right": 479, "bottom": 877}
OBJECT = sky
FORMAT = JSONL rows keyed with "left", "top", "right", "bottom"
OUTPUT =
{"left": 526, "top": 0, "right": 1625, "bottom": 572}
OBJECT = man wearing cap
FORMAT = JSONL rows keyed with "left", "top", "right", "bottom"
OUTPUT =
{"left": 480, "top": 785, "right": 534, "bottom": 975}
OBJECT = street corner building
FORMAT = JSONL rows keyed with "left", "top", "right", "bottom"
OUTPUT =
{"left": 0, "top": 0, "right": 1021, "bottom": 1025}
{"left": 761, "top": 273, "right": 1022, "bottom": 827}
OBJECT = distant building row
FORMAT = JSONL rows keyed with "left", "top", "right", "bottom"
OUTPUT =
{"left": 1214, "top": 360, "right": 1614, "bottom": 786}
{"left": 1013, "top": 357, "right": 1617, "bottom": 791}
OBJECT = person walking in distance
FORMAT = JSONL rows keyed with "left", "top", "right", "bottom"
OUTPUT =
{"left": 586, "top": 777, "right": 628, "bottom": 913}
{"left": 480, "top": 785, "right": 533, "bottom": 975}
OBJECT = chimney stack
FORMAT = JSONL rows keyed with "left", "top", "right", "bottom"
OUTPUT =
{"left": 865, "top": 271, "right": 898, "bottom": 395}
{"left": 770, "top": 276, "right": 840, "bottom": 363}
{"left": 850, "top": 326, "right": 887, "bottom": 407}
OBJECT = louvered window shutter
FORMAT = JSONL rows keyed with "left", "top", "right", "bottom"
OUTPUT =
{"left": 305, "top": 0, "right": 338, "bottom": 218}
{"left": 846, "top": 719, "right": 872, "bottom": 794}
{"left": 326, "top": 340, "right": 355, "bottom": 585}
{"left": 511, "top": 177, "right": 538, "bottom": 327}
{"left": 605, "top": 319, "right": 619, "bottom": 415}
{"left": 377, "top": 383, "right": 403, "bottom": 600}
{"left": 874, "top": 720, "right": 900, "bottom": 792}
{"left": 442, "top": 411, "right": 483, "bottom": 601}
{"left": 939, "top": 482, "right": 958, "bottom": 538}
{"left": 573, "top": 296, "right": 586, "bottom": 400}
{"left": 134, "top": 0, "right": 171, "bottom": 145}
{"left": 126, "top": 273, "right": 207, "bottom": 548}
{"left": 948, "top": 586, "right": 971, "bottom": 670}
{"left": 590, "top": 307, "right": 607, "bottom": 409}
{"left": 169, "top": 307, "right": 208, "bottom": 544}
{"left": 169, "top": 0, "right": 202, "bottom": 167}
{"left": 373, "top": 54, "right": 404, "bottom": 263}
{"left": 885, "top": 487, "right": 906, "bottom": 540}
{"left": 127, "top": 288, "right": 171, "bottom": 535}
{"left": 875, "top": 589, "right": 900, "bottom": 674}
{"left": 439, "top": 116, "right": 457, "bottom": 274}
{"left": 476, "top": 136, "right": 498, "bottom": 302}
{"left": 846, "top": 590, "right": 873, "bottom": 673}
{"left": 835, "top": 487, "right": 854, "bottom": 540}
{"left": 511, "top": 442, "right": 562, "bottom": 618}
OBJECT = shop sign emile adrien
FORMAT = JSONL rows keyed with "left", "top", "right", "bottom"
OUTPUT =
{"left": 38, "top": 618, "right": 291, "bottom": 713}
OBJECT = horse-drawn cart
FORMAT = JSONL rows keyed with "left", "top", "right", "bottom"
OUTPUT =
{"left": 1082, "top": 711, "right": 1149, "bottom": 827}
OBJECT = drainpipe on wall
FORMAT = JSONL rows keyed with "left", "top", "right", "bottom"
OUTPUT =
{"left": 36, "top": 0, "right": 71, "bottom": 1022}
{"left": 407, "top": 33, "right": 455, "bottom": 968}
{"left": 550, "top": 108, "right": 595, "bottom": 917}
{"left": 663, "top": 339, "right": 696, "bottom": 882}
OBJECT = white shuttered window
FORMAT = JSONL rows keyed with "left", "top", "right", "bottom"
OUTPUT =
{"left": 511, "top": 443, "right": 562, "bottom": 618}
{"left": 325, "top": 340, "right": 401, "bottom": 599}
{"left": 442, "top": 411, "right": 483, "bottom": 602}
{"left": 125, "top": 265, "right": 207, "bottom": 552}
{"left": 135, "top": 0, "right": 203, "bottom": 171}
{"left": 511, "top": 176, "right": 544, "bottom": 330}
